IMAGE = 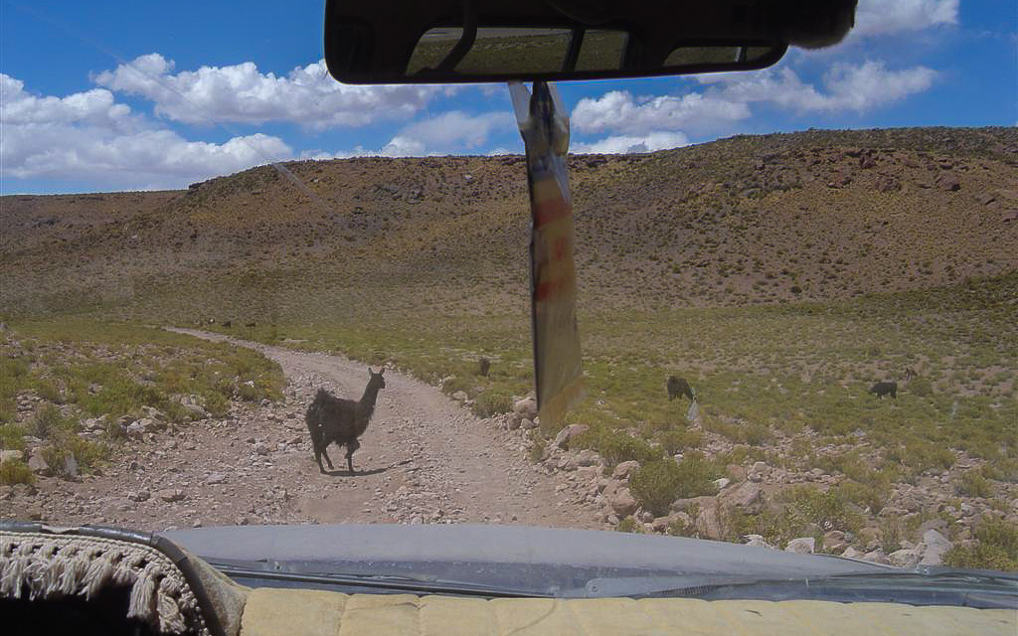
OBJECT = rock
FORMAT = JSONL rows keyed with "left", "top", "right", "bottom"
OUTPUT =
{"left": 62, "top": 453, "right": 79, "bottom": 480}
{"left": 744, "top": 534, "right": 774, "bottom": 549}
{"left": 693, "top": 499, "right": 723, "bottom": 540}
{"left": 452, "top": 391, "right": 468, "bottom": 402}
{"left": 253, "top": 442, "right": 270, "bottom": 456}
{"left": 841, "top": 546, "right": 865, "bottom": 560}
{"left": 128, "top": 490, "right": 150, "bottom": 502}
{"left": 785, "top": 537, "right": 816, "bottom": 554}
{"left": 576, "top": 449, "right": 600, "bottom": 467}
{"left": 975, "top": 191, "right": 996, "bottom": 206}
{"left": 552, "top": 424, "right": 588, "bottom": 450}
{"left": 612, "top": 460, "right": 640, "bottom": 480}
{"left": 720, "top": 481, "right": 763, "bottom": 513}
{"left": 0, "top": 449, "right": 24, "bottom": 464}
{"left": 206, "top": 473, "right": 227, "bottom": 485}
{"left": 889, "top": 548, "right": 921, "bottom": 568}
{"left": 610, "top": 487, "right": 638, "bottom": 517}
{"left": 507, "top": 413, "right": 522, "bottom": 430}
{"left": 875, "top": 175, "right": 901, "bottom": 192}
{"left": 557, "top": 455, "right": 579, "bottom": 471}
{"left": 919, "top": 529, "right": 952, "bottom": 566}
{"left": 747, "top": 461, "right": 768, "bottom": 482}
{"left": 513, "top": 396, "right": 538, "bottom": 421}
{"left": 27, "top": 451, "right": 49, "bottom": 474}
{"left": 157, "top": 488, "right": 186, "bottom": 503}
{"left": 638, "top": 510, "right": 654, "bottom": 523}
{"left": 713, "top": 477, "right": 731, "bottom": 490}
{"left": 862, "top": 549, "right": 891, "bottom": 565}
{"left": 520, "top": 418, "right": 538, "bottom": 430}
{"left": 823, "top": 530, "right": 848, "bottom": 553}
{"left": 936, "top": 175, "right": 960, "bottom": 191}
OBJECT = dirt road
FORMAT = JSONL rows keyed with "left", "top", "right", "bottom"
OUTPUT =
{"left": 8, "top": 330, "right": 602, "bottom": 532}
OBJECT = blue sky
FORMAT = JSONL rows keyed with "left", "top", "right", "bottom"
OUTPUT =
{"left": 2, "top": 0, "right": 1015, "bottom": 193}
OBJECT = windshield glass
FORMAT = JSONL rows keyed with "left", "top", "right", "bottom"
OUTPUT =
{"left": 1, "top": 0, "right": 1016, "bottom": 589}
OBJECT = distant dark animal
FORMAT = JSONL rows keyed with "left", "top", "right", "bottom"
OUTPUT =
{"left": 478, "top": 357, "right": 491, "bottom": 377}
{"left": 222, "top": 320, "right": 232, "bottom": 328}
{"left": 903, "top": 366, "right": 918, "bottom": 382}
{"left": 305, "top": 368, "right": 386, "bottom": 474}
{"left": 869, "top": 381, "right": 897, "bottom": 399}
{"left": 245, "top": 321, "right": 256, "bottom": 328}
{"left": 667, "top": 376, "right": 694, "bottom": 401}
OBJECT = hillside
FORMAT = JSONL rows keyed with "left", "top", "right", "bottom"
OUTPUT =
{"left": 2, "top": 126, "right": 1016, "bottom": 322}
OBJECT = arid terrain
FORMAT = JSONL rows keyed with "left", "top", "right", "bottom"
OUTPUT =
{"left": 2, "top": 127, "right": 1017, "bottom": 570}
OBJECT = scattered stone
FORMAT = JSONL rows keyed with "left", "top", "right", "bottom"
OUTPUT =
{"left": 919, "top": 529, "right": 953, "bottom": 566}
{"left": 713, "top": 477, "right": 731, "bottom": 490}
{"left": 157, "top": 488, "right": 186, "bottom": 503}
{"left": 823, "top": 530, "right": 848, "bottom": 553}
{"left": 513, "top": 396, "right": 538, "bottom": 421}
{"left": 0, "top": 449, "right": 24, "bottom": 464}
{"left": 575, "top": 449, "right": 600, "bottom": 467}
{"left": 27, "top": 451, "right": 49, "bottom": 474}
{"left": 520, "top": 418, "right": 538, "bottom": 430}
{"left": 744, "top": 534, "right": 774, "bottom": 549}
{"left": 785, "top": 537, "right": 815, "bottom": 554}
{"left": 452, "top": 391, "right": 468, "bottom": 402}
{"left": 552, "top": 424, "right": 588, "bottom": 450}
{"left": 206, "top": 473, "right": 227, "bottom": 485}
{"left": 747, "top": 461, "right": 768, "bottom": 482}
{"left": 841, "top": 546, "right": 865, "bottom": 560}
{"left": 693, "top": 499, "right": 723, "bottom": 541}
{"left": 862, "top": 548, "right": 891, "bottom": 565}
{"left": 889, "top": 548, "right": 921, "bottom": 568}
{"left": 612, "top": 461, "right": 640, "bottom": 480}
{"left": 609, "top": 487, "right": 638, "bottom": 517}
{"left": 128, "top": 490, "right": 151, "bottom": 502}
{"left": 721, "top": 481, "right": 763, "bottom": 513}
{"left": 936, "top": 175, "right": 960, "bottom": 191}
{"left": 62, "top": 454, "right": 79, "bottom": 480}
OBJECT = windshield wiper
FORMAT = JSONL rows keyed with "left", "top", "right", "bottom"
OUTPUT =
{"left": 207, "top": 560, "right": 550, "bottom": 599}
{"left": 580, "top": 570, "right": 1018, "bottom": 609}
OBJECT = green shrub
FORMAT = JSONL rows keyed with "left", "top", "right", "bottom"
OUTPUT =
{"left": 908, "top": 377, "right": 934, "bottom": 397}
{"left": 956, "top": 470, "right": 994, "bottom": 498}
{"left": 30, "top": 404, "right": 72, "bottom": 439}
{"left": 944, "top": 517, "right": 1018, "bottom": 572}
{"left": 0, "top": 423, "right": 27, "bottom": 450}
{"left": 0, "top": 459, "right": 34, "bottom": 485}
{"left": 630, "top": 455, "right": 719, "bottom": 516}
{"left": 657, "top": 428, "right": 704, "bottom": 455}
{"left": 472, "top": 390, "right": 513, "bottom": 418}
{"left": 616, "top": 516, "right": 643, "bottom": 533}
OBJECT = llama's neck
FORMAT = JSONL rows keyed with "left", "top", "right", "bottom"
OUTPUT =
{"left": 360, "top": 384, "right": 381, "bottom": 411}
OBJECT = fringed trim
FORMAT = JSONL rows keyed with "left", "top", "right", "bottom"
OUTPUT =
{"left": 0, "top": 530, "right": 210, "bottom": 635}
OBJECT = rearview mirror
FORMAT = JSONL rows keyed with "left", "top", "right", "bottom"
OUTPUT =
{"left": 324, "top": 0, "right": 857, "bottom": 84}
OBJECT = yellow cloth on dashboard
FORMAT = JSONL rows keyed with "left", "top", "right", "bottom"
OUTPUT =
{"left": 239, "top": 588, "right": 1017, "bottom": 635}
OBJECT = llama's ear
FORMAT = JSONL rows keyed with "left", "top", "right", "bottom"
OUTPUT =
{"left": 368, "top": 367, "right": 374, "bottom": 375}
{"left": 379, "top": 367, "right": 385, "bottom": 375}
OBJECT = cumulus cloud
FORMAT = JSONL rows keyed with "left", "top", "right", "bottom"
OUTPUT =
{"left": 93, "top": 54, "right": 442, "bottom": 129}
{"left": 708, "top": 61, "right": 937, "bottom": 113}
{"left": 572, "top": 131, "right": 690, "bottom": 154}
{"left": 572, "top": 91, "right": 749, "bottom": 135}
{"left": 571, "top": 60, "right": 937, "bottom": 149}
{"left": 854, "top": 0, "right": 959, "bottom": 37}
{"left": 1, "top": 73, "right": 292, "bottom": 189}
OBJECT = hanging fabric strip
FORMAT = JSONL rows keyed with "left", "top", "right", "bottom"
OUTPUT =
{"left": 509, "top": 80, "right": 584, "bottom": 427}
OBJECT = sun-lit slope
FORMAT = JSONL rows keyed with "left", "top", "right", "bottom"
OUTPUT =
{"left": 1, "top": 127, "right": 1016, "bottom": 320}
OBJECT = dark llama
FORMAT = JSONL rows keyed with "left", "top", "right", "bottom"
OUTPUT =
{"left": 305, "top": 368, "right": 386, "bottom": 474}
{"left": 869, "top": 381, "right": 897, "bottom": 399}
{"left": 667, "top": 375, "right": 694, "bottom": 401}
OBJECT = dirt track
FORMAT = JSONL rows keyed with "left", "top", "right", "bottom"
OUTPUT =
{"left": 6, "top": 330, "right": 602, "bottom": 532}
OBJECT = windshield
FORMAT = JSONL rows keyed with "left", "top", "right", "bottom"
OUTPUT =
{"left": 1, "top": 0, "right": 1016, "bottom": 594}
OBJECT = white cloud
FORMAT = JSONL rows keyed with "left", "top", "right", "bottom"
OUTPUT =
{"left": 854, "top": 0, "right": 959, "bottom": 37}
{"left": 572, "top": 90, "right": 749, "bottom": 135}
{"left": 572, "top": 131, "right": 690, "bottom": 154}
{"left": 381, "top": 111, "right": 513, "bottom": 155}
{"left": 1, "top": 73, "right": 292, "bottom": 189}
{"left": 708, "top": 61, "right": 937, "bottom": 113}
{"left": 93, "top": 54, "right": 442, "bottom": 129}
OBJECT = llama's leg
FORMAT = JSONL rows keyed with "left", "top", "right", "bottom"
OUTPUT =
{"left": 346, "top": 439, "right": 361, "bottom": 473}
{"left": 320, "top": 444, "right": 335, "bottom": 471}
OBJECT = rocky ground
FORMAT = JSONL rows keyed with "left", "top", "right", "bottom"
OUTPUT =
{"left": 4, "top": 331, "right": 1014, "bottom": 569}
{"left": 2, "top": 330, "right": 603, "bottom": 532}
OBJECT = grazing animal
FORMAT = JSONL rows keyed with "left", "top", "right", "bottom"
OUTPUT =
{"left": 667, "top": 375, "right": 694, "bottom": 401}
{"left": 245, "top": 321, "right": 256, "bottom": 328}
{"left": 478, "top": 357, "right": 491, "bottom": 377}
{"left": 869, "top": 381, "right": 897, "bottom": 399}
{"left": 222, "top": 320, "right": 232, "bottom": 328}
{"left": 306, "top": 368, "right": 386, "bottom": 474}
